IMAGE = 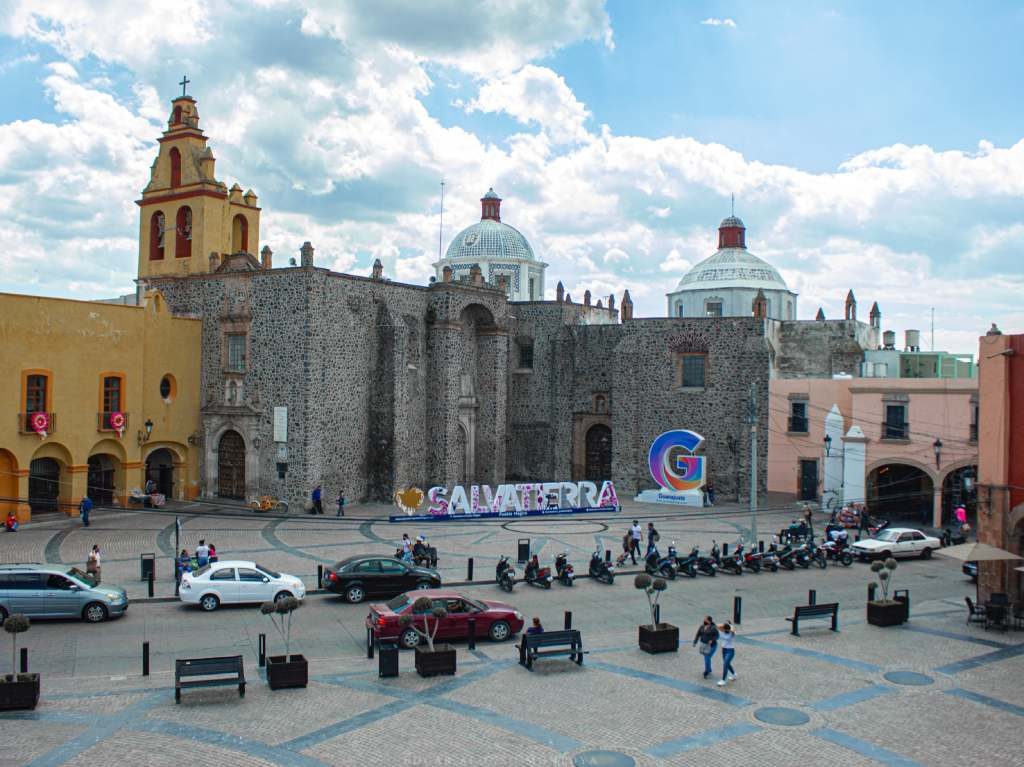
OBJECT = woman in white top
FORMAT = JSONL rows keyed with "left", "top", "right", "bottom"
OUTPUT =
{"left": 717, "top": 622, "right": 736, "bottom": 686}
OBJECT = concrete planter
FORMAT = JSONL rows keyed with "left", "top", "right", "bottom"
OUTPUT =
{"left": 415, "top": 644, "right": 457, "bottom": 677}
{"left": 266, "top": 654, "right": 308, "bottom": 689}
{"left": 639, "top": 623, "right": 679, "bottom": 654}
{"left": 867, "top": 600, "right": 906, "bottom": 627}
{"left": 0, "top": 674, "right": 40, "bottom": 711}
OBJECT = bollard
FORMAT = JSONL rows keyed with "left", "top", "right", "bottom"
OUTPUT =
{"left": 868, "top": 582, "right": 877, "bottom": 601}
{"left": 808, "top": 589, "right": 817, "bottom": 605}
{"left": 605, "top": 549, "right": 611, "bottom": 563}
{"left": 142, "top": 641, "right": 150, "bottom": 676}
{"left": 20, "top": 647, "right": 28, "bottom": 673}
{"left": 147, "top": 570, "right": 154, "bottom": 598}
{"left": 564, "top": 610, "right": 572, "bottom": 630}
{"left": 758, "top": 540, "right": 764, "bottom": 553}
{"left": 259, "top": 633, "right": 267, "bottom": 666}
{"left": 468, "top": 618, "right": 476, "bottom": 650}
{"left": 733, "top": 595, "right": 742, "bottom": 625}
{"left": 467, "top": 557, "right": 474, "bottom": 581}
{"left": 654, "top": 604, "right": 661, "bottom": 626}
{"left": 366, "top": 627, "right": 374, "bottom": 660}
{"left": 317, "top": 564, "right": 323, "bottom": 588}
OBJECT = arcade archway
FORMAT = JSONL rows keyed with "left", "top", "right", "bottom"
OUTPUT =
{"left": 146, "top": 448, "right": 176, "bottom": 497}
{"left": 867, "top": 463, "right": 934, "bottom": 525}
{"left": 217, "top": 430, "right": 246, "bottom": 499}
{"left": 29, "top": 458, "right": 62, "bottom": 513}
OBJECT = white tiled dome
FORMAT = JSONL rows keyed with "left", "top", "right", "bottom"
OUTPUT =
{"left": 444, "top": 219, "right": 536, "bottom": 262}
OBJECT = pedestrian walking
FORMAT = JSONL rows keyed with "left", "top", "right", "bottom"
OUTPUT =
{"left": 646, "top": 522, "right": 660, "bottom": 556}
{"left": 630, "top": 520, "right": 642, "bottom": 560}
{"left": 693, "top": 616, "right": 719, "bottom": 679}
{"left": 208, "top": 542, "right": 218, "bottom": 563}
{"left": 336, "top": 491, "right": 346, "bottom": 517}
{"left": 311, "top": 484, "right": 323, "bottom": 515}
{"left": 858, "top": 507, "right": 871, "bottom": 536}
{"left": 79, "top": 495, "right": 92, "bottom": 527}
{"left": 195, "top": 539, "right": 210, "bottom": 567}
{"left": 400, "top": 533, "right": 412, "bottom": 562}
{"left": 5, "top": 511, "right": 18, "bottom": 532}
{"left": 87, "top": 545, "right": 102, "bottom": 584}
{"left": 706, "top": 481, "right": 716, "bottom": 506}
{"left": 177, "top": 549, "right": 191, "bottom": 580}
{"left": 620, "top": 531, "right": 634, "bottom": 565}
{"left": 717, "top": 622, "right": 737, "bottom": 686}
{"left": 802, "top": 503, "right": 814, "bottom": 538}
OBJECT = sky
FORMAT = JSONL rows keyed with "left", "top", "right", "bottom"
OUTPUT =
{"left": 0, "top": 0, "right": 1022, "bottom": 354}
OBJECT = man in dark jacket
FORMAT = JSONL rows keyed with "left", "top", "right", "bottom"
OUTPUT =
{"left": 693, "top": 616, "right": 720, "bottom": 679}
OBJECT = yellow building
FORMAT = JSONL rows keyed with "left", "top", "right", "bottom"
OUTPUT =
{"left": 137, "top": 94, "right": 263, "bottom": 282}
{"left": 0, "top": 291, "right": 201, "bottom": 521}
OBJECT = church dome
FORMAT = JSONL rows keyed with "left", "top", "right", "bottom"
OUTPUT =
{"left": 675, "top": 248, "right": 789, "bottom": 291}
{"left": 444, "top": 188, "right": 536, "bottom": 262}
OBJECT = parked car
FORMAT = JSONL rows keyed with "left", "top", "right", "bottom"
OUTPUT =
{"left": 323, "top": 556, "right": 441, "bottom": 604}
{"left": 180, "top": 561, "right": 305, "bottom": 611}
{"left": 366, "top": 590, "right": 524, "bottom": 648}
{"left": 963, "top": 561, "right": 978, "bottom": 580}
{"left": 0, "top": 563, "right": 128, "bottom": 623}
{"left": 851, "top": 528, "right": 942, "bottom": 561}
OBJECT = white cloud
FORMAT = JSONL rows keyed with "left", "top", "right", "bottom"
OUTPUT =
{"left": 700, "top": 18, "right": 737, "bottom": 28}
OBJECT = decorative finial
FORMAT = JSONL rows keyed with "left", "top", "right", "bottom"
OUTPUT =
{"left": 179, "top": 75, "right": 190, "bottom": 97}
{"left": 731, "top": 193, "right": 735, "bottom": 217}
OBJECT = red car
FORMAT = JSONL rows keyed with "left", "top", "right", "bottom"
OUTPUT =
{"left": 366, "top": 589, "right": 524, "bottom": 649}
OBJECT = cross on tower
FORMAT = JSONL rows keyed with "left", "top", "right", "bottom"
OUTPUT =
{"left": 179, "top": 75, "right": 190, "bottom": 97}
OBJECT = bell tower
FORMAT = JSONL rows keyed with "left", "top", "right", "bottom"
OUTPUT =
{"left": 137, "top": 81, "right": 262, "bottom": 282}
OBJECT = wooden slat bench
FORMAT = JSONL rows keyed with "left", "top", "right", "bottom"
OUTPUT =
{"left": 175, "top": 655, "right": 246, "bottom": 703}
{"left": 518, "top": 630, "right": 586, "bottom": 671}
{"left": 785, "top": 603, "right": 839, "bottom": 636}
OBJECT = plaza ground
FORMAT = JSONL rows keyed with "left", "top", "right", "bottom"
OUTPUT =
{"left": 1, "top": 499, "right": 1021, "bottom": 766}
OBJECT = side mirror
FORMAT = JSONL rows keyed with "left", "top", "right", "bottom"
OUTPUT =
{"left": 70, "top": 584, "right": 81, "bottom": 591}
{"left": 262, "top": 577, "right": 270, "bottom": 583}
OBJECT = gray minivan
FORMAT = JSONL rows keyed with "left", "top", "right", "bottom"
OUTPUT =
{"left": 0, "top": 564, "right": 129, "bottom": 623}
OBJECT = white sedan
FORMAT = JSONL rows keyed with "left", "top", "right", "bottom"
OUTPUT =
{"left": 180, "top": 561, "right": 306, "bottom": 611}
{"left": 851, "top": 528, "right": 942, "bottom": 561}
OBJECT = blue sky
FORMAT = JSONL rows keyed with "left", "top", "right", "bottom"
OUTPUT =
{"left": 0, "top": 0, "right": 1021, "bottom": 353}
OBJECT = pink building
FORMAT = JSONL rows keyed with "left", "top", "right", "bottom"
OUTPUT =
{"left": 768, "top": 376, "right": 978, "bottom": 527}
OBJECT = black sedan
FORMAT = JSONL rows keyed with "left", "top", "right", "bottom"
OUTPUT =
{"left": 322, "top": 556, "right": 441, "bottom": 603}
{"left": 963, "top": 561, "right": 978, "bottom": 580}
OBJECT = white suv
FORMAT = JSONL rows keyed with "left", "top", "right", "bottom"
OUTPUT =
{"left": 180, "top": 561, "right": 305, "bottom": 611}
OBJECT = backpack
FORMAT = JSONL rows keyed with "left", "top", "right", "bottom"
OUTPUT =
{"left": 652, "top": 531, "right": 660, "bottom": 543}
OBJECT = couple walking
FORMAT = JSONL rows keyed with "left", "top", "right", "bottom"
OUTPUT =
{"left": 692, "top": 616, "right": 736, "bottom": 686}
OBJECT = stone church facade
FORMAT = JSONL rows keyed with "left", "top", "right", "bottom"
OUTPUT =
{"left": 136, "top": 93, "right": 879, "bottom": 508}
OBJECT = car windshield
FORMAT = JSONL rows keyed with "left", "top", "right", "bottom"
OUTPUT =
{"left": 875, "top": 530, "right": 899, "bottom": 542}
{"left": 66, "top": 567, "right": 96, "bottom": 587}
{"left": 193, "top": 565, "right": 212, "bottom": 577}
{"left": 256, "top": 564, "right": 280, "bottom": 578}
{"left": 387, "top": 594, "right": 412, "bottom": 612}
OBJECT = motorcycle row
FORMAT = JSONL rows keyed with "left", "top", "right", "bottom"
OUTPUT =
{"left": 494, "top": 536, "right": 853, "bottom": 592}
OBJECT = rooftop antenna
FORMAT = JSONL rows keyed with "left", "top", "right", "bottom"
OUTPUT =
{"left": 438, "top": 180, "right": 445, "bottom": 262}
{"left": 731, "top": 193, "right": 735, "bottom": 216}
{"left": 931, "top": 307, "right": 935, "bottom": 351}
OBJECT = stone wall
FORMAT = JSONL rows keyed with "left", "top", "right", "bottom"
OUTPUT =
{"left": 773, "top": 319, "right": 878, "bottom": 379}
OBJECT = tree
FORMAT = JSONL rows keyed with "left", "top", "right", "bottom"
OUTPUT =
{"left": 634, "top": 574, "right": 668, "bottom": 627}
{"left": 260, "top": 597, "right": 301, "bottom": 657}
{"left": 4, "top": 614, "right": 30, "bottom": 676}
{"left": 870, "top": 558, "right": 898, "bottom": 601}
{"left": 398, "top": 597, "right": 448, "bottom": 652}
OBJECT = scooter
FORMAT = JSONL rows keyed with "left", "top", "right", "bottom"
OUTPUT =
{"left": 793, "top": 541, "right": 812, "bottom": 569}
{"left": 670, "top": 543, "right": 699, "bottom": 578}
{"left": 524, "top": 556, "right": 553, "bottom": 589}
{"left": 554, "top": 552, "right": 576, "bottom": 586}
{"left": 735, "top": 542, "right": 762, "bottom": 573}
{"left": 821, "top": 539, "right": 853, "bottom": 566}
{"left": 645, "top": 548, "right": 678, "bottom": 579}
{"left": 711, "top": 540, "right": 743, "bottom": 575}
{"left": 774, "top": 542, "right": 799, "bottom": 570}
{"left": 589, "top": 549, "right": 615, "bottom": 584}
{"left": 759, "top": 545, "right": 781, "bottom": 572}
{"left": 695, "top": 547, "right": 718, "bottom": 576}
{"left": 805, "top": 539, "right": 828, "bottom": 569}
{"left": 495, "top": 555, "right": 516, "bottom": 592}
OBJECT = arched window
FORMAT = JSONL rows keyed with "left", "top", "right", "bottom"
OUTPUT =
{"left": 169, "top": 148, "right": 181, "bottom": 188}
{"left": 149, "top": 211, "right": 165, "bottom": 260}
{"left": 232, "top": 214, "right": 248, "bottom": 253}
{"left": 175, "top": 206, "right": 192, "bottom": 259}
{"left": 172, "top": 105, "right": 182, "bottom": 125}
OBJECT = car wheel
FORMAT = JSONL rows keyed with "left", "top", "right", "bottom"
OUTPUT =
{"left": 274, "top": 591, "right": 293, "bottom": 602}
{"left": 400, "top": 628, "right": 420, "bottom": 649}
{"left": 488, "top": 620, "right": 511, "bottom": 642}
{"left": 881, "top": 551, "right": 893, "bottom": 561}
{"left": 920, "top": 547, "right": 932, "bottom": 560}
{"left": 83, "top": 602, "right": 108, "bottom": 623}
{"left": 415, "top": 581, "right": 432, "bottom": 590}
{"left": 200, "top": 594, "right": 220, "bottom": 612}
{"left": 345, "top": 585, "right": 365, "bottom": 604}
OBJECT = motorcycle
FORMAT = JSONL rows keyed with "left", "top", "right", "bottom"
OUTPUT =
{"left": 670, "top": 543, "right": 699, "bottom": 578}
{"left": 695, "top": 547, "right": 718, "bottom": 576}
{"left": 554, "top": 552, "right": 576, "bottom": 586}
{"left": 774, "top": 542, "right": 799, "bottom": 570}
{"left": 645, "top": 548, "right": 678, "bottom": 579}
{"left": 589, "top": 549, "right": 615, "bottom": 584}
{"left": 735, "top": 541, "right": 762, "bottom": 573}
{"left": 495, "top": 555, "right": 516, "bottom": 592}
{"left": 805, "top": 540, "right": 828, "bottom": 569}
{"left": 524, "top": 556, "right": 553, "bottom": 589}
{"left": 758, "top": 545, "right": 781, "bottom": 572}
{"left": 413, "top": 541, "right": 438, "bottom": 568}
{"left": 711, "top": 540, "right": 743, "bottom": 575}
{"left": 793, "top": 542, "right": 812, "bottom": 569}
{"left": 821, "top": 539, "right": 853, "bottom": 566}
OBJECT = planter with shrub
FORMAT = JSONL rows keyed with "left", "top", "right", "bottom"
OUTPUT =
{"left": 866, "top": 558, "right": 906, "bottom": 627}
{"left": 0, "top": 614, "right": 39, "bottom": 711}
{"left": 634, "top": 574, "right": 678, "bottom": 653}
{"left": 400, "top": 597, "right": 456, "bottom": 677}
{"left": 261, "top": 597, "right": 308, "bottom": 689}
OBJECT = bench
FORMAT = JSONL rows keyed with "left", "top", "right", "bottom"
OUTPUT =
{"left": 518, "top": 630, "right": 587, "bottom": 671}
{"left": 175, "top": 655, "right": 246, "bottom": 703}
{"left": 785, "top": 603, "right": 839, "bottom": 636}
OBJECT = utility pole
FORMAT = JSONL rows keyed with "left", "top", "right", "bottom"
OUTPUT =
{"left": 746, "top": 382, "right": 758, "bottom": 542}
{"left": 174, "top": 515, "right": 181, "bottom": 596}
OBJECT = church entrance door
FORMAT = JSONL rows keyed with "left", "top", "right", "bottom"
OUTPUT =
{"left": 584, "top": 424, "right": 612, "bottom": 482}
{"left": 217, "top": 431, "right": 246, "bottom": 499}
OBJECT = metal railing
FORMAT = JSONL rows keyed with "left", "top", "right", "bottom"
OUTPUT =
{"left": 17, "top": 412, "right": 56, "bottom": 434}
{"left": 881, "top": 420, "right": 909, "bottom": 440}
{"left": 969, "top": 423, "right": 978, "bottom": 443}
{"left": 97, "top": 412, "right": 129, "bottom": 431}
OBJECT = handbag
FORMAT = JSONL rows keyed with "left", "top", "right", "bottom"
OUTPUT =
{"left": 698, "top": 641, "right": 712, "bottom": 655}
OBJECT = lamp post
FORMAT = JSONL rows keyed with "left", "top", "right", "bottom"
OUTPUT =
{"left": 138, "top": 419, "right": 154, "bottom": 446}
{"left": 823, "top": 434, "right": 832, "bottom": 457}
{"left": 933, "top": 438, "right": 943, "bottom": 469}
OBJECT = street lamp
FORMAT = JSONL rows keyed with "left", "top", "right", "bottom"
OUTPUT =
{"left": 138, "top": 418, "right": 154, "bottom": 446}
{"left": 933, "top": 438, "right": 943, "bottom": 469}
{"left": 823, "top": 434, "right": 832, "bottom": 457}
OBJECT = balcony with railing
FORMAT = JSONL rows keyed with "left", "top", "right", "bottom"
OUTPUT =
{"left": 788, "top": 415, "right": 809, "bottom": 433}
{"left": 881, "top": 420, "right": 909, "bottom": 440}
{"left": 18, "top": 412, "right": 56, "bottom": 434}
{"left": 97, "top": 412, "right": 130, "bottom": 432}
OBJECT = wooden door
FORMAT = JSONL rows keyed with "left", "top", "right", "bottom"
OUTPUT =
{"left": 584, "top": 424, "right": 612, "bottom": 483}
{"left": 218, "top": 431, "right": 246, "bottom": 499}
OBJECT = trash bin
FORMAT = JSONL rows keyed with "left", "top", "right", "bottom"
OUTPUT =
{"left": 517, "top": 538, "right": 530, "bottom": 564}
{"left": 140, "top": 552, "right": 155, "bottom": 582}
{"left": 378, "top": 641, "right": 399, "bottom": 678}
{"left": 894, "top": 589, "right": 910, "bottom": 621}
